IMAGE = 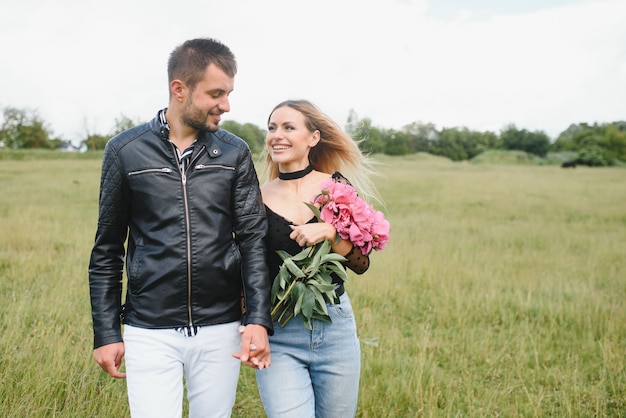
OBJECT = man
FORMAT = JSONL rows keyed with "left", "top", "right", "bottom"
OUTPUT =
{"left": 89, "top": 38, "right": 272, "bottom": 418}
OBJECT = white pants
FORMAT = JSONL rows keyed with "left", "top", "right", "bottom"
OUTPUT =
{"left": 123, "top": 322, "right": 241, "bottom": 418}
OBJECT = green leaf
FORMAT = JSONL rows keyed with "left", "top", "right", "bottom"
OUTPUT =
{"left": 311, "top": 312, "right": 332, "bottom": 323}
{"left": 318, "top": 238, "right": 332, "bottom": 254}
{"left": 289, "top": 246, "right": 313, "bottom": 262}
{"left": 303, "top": 318, "right": 313, "bottom": 330}
{"left": 310, "top": 286, "right": 330, "bottom": 316}
{"left": 304, "top": 202, "right": 322, "bottom": 221}
{"left": 320, "top": 253, "right": 347, "bottom": 263}
{"left": 301, "top": 291, "right": 315, "bottom": 319}
{"left": 317, "top": 271, "right": 334, "bottom": 284}
{"left": 271, "top": 266, "right": 293, "bottom": 305}
{"left": 292, "top": 281, "right": 305, "bottom": 297}
{"left": 275, "top": 249, "right": 293, "bottom": 261}
{"left": 283, "top": 257, "right": 306, "bottom": 278}
{"left": 307, "top": 278, "right": 336, "bottom": 293}
{"left": 324, "top": 262, "right": 349, "bottom": 282}
{"left": 290, "top": 281, "right": 305, "bottom": 317}
{"left": 272, "top": 265, "right": 287, "bottom": 294}
{"left": 293, "top": 292, "right": 304, "bottom": 316}
{"left": 307, "top": 240, "right": 331, "bottom": 277}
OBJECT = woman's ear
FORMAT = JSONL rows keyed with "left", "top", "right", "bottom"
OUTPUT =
{"left": 310, "top": 129, "right": 321, "bottom": 147}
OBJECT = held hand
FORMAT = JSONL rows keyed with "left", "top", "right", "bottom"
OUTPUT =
{"left": 289, "top": 223, "right": 335, "bottom": 247}
{"left": 93, "top": 342, "right": 126, "bottom": 379}
{"left": 232, "top": 324, "right": 271, "bottom": 370}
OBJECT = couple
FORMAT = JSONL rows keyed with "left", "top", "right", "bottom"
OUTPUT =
{"left": 89, "top": 38, "right": 383, "bottom": 418}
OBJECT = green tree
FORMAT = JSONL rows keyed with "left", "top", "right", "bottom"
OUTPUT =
{"left": 83, "top": 134, "right": 110, "bottom": 151}
{"left": 551, "top": 123, "right": 587, "bottom": 152}
{"left": 0, "top": 106, "right": 56, "bottom": 149}
{"left": 551, "top": 122, "right": 626, "bottom": 166}
{"left": 221, "top": 120, "right": 265, "bottom": 154}
{"left": 597, "top": 123, "right": 626, "bottom": 162}
{"left": 111, "top": 114, "right": 138, "bottom": 136}
{"left": 430, "top": 128, "right": 469, "bottom": 161}
{"left": 474, "top": 130, "right": 500, "bottom": 155}
{"left": 351, "top": 118, "right": 385, "bottom": 154}
{"left": 428, "top": 127, "right": 498, "bottom": 161}
{"left": 500, "top": 124, "right": 550, "bottom": 157}
{"left": 577, "top": 145, "right": 608, "bottom": 166}
{"left": 79, "top": 114, "right": 140, "bottom": 151}
{"left": 401, "top": 122, "right": 438, "bottom": 153}
{"left": 383, "top": 130, "right": 411, "bottom": 156}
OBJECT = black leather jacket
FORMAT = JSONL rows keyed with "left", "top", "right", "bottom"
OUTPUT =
{"left": 89, "top": 111, "right": 272, "bottom": 349}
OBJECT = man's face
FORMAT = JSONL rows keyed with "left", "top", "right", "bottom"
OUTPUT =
{"left": 181, "top": 63, "right": 234, "bottom": 132}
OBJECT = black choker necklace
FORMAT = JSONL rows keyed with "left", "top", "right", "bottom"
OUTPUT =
{"left": 279, "top": 165, "right": 313, "bottom": 180}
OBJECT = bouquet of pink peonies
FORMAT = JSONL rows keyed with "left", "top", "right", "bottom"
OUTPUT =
{"left": 270, "top": 179, "right": 390, "bottom": 329}
{"left": 311, "top": 179, "right": 389, "bottom": 255}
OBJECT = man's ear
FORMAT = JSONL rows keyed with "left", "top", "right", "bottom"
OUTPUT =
{"left": 170, "top": 79, "right": 186, "bottom": 102}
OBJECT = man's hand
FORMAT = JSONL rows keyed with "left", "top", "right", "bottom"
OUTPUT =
{"left": 93, "top": 342, "right": 126, "bottom": 378}
{"left": 232, "top": 324, "right": 271, "bottom": 370}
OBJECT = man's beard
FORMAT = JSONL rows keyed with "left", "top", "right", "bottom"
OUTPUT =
{"left": 181, "top": 101, "right": 219, "bottom": 133}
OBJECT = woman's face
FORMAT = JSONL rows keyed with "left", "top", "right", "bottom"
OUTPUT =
{"left": 266, "top": 106, "right": 319, "bottom": 168}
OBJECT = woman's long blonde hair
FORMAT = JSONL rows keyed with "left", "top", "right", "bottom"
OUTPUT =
{"left": 260, "top": 99, "right": 382, "bottom": 205}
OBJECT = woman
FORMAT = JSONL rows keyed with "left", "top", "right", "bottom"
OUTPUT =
{"left": 255, "top": 99, "right": 383, "bottom": 417}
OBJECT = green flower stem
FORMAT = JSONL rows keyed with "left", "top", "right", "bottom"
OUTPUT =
{"left": 270, "top": 269, "right": 302, "bottom": 318}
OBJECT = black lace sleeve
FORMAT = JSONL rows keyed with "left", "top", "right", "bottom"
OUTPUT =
{"left": 332, "top": 172, "right": 370, "bottom": 274}
{"left": 343, "top": 244, "right": 370, "bottom": 274}
{"left": 332, "top": 171, "right": 352, "bottom": 185}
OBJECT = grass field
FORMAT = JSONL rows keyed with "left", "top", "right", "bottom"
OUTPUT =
{"left": 0, "top": 151, "right": 625, "bottom": 417}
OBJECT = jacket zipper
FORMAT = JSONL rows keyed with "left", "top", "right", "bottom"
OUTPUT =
{"left": 195, "top": 164, "right": 235, "bottom": 171}
{"left": 174, "top": 144, "right": 206, "bottom": 328}
{"left": 128, "top": 167, "right": 174, "bottom": 176}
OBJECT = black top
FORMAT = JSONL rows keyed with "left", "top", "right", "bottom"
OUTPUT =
{"left": 264, "top": 206, "right": 318, "bottom": 282}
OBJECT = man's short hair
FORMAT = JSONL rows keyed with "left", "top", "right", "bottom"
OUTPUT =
{"left": 168, "top": 38, "right": 237, "bottom": 91}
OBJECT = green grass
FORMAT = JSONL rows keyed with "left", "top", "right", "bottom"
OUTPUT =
{"left": 0, "top": 151, "right": 625, "bottom": 417}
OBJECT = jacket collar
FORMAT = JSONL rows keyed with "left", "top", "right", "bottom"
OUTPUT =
{"left": 150, "top": 109, "right": 222, "bottom": 158}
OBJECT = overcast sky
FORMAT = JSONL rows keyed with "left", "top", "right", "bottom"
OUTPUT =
{"left": 1, "top": 0, "right": 624, "bottom": 143}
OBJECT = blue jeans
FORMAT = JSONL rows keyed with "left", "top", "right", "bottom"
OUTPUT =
{"left": 256, "top": 292, "right": 361, "bottom": 418}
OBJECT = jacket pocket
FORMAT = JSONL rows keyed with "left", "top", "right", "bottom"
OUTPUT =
{"left": 128, "top": 236, "right": 144, "bottom": 288}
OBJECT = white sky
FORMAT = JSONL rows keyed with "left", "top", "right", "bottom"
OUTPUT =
{"left": 1, "top": 0, "right": 624, "bottom": 143}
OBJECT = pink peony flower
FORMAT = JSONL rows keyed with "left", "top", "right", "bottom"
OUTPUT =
{"left": 312, "top": 179, "right": 390, "bottom": 255}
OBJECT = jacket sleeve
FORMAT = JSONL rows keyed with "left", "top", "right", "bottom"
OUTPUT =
{"left": 232, "top": 149, "right": 274, "bottom": 335}
{"left": 88, "top": 144, "right": 129, "bottom": 348}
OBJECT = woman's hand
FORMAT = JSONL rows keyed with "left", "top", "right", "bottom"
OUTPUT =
{"left": 290, "top": 223, "right": 354, "bottom": 255}
{"left": 289, "top": 223, "right": 335, "bottom": 247}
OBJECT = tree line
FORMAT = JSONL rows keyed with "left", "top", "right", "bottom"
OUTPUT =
{"left": 1, "top": 105, "right": 624, "bottom": 166}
